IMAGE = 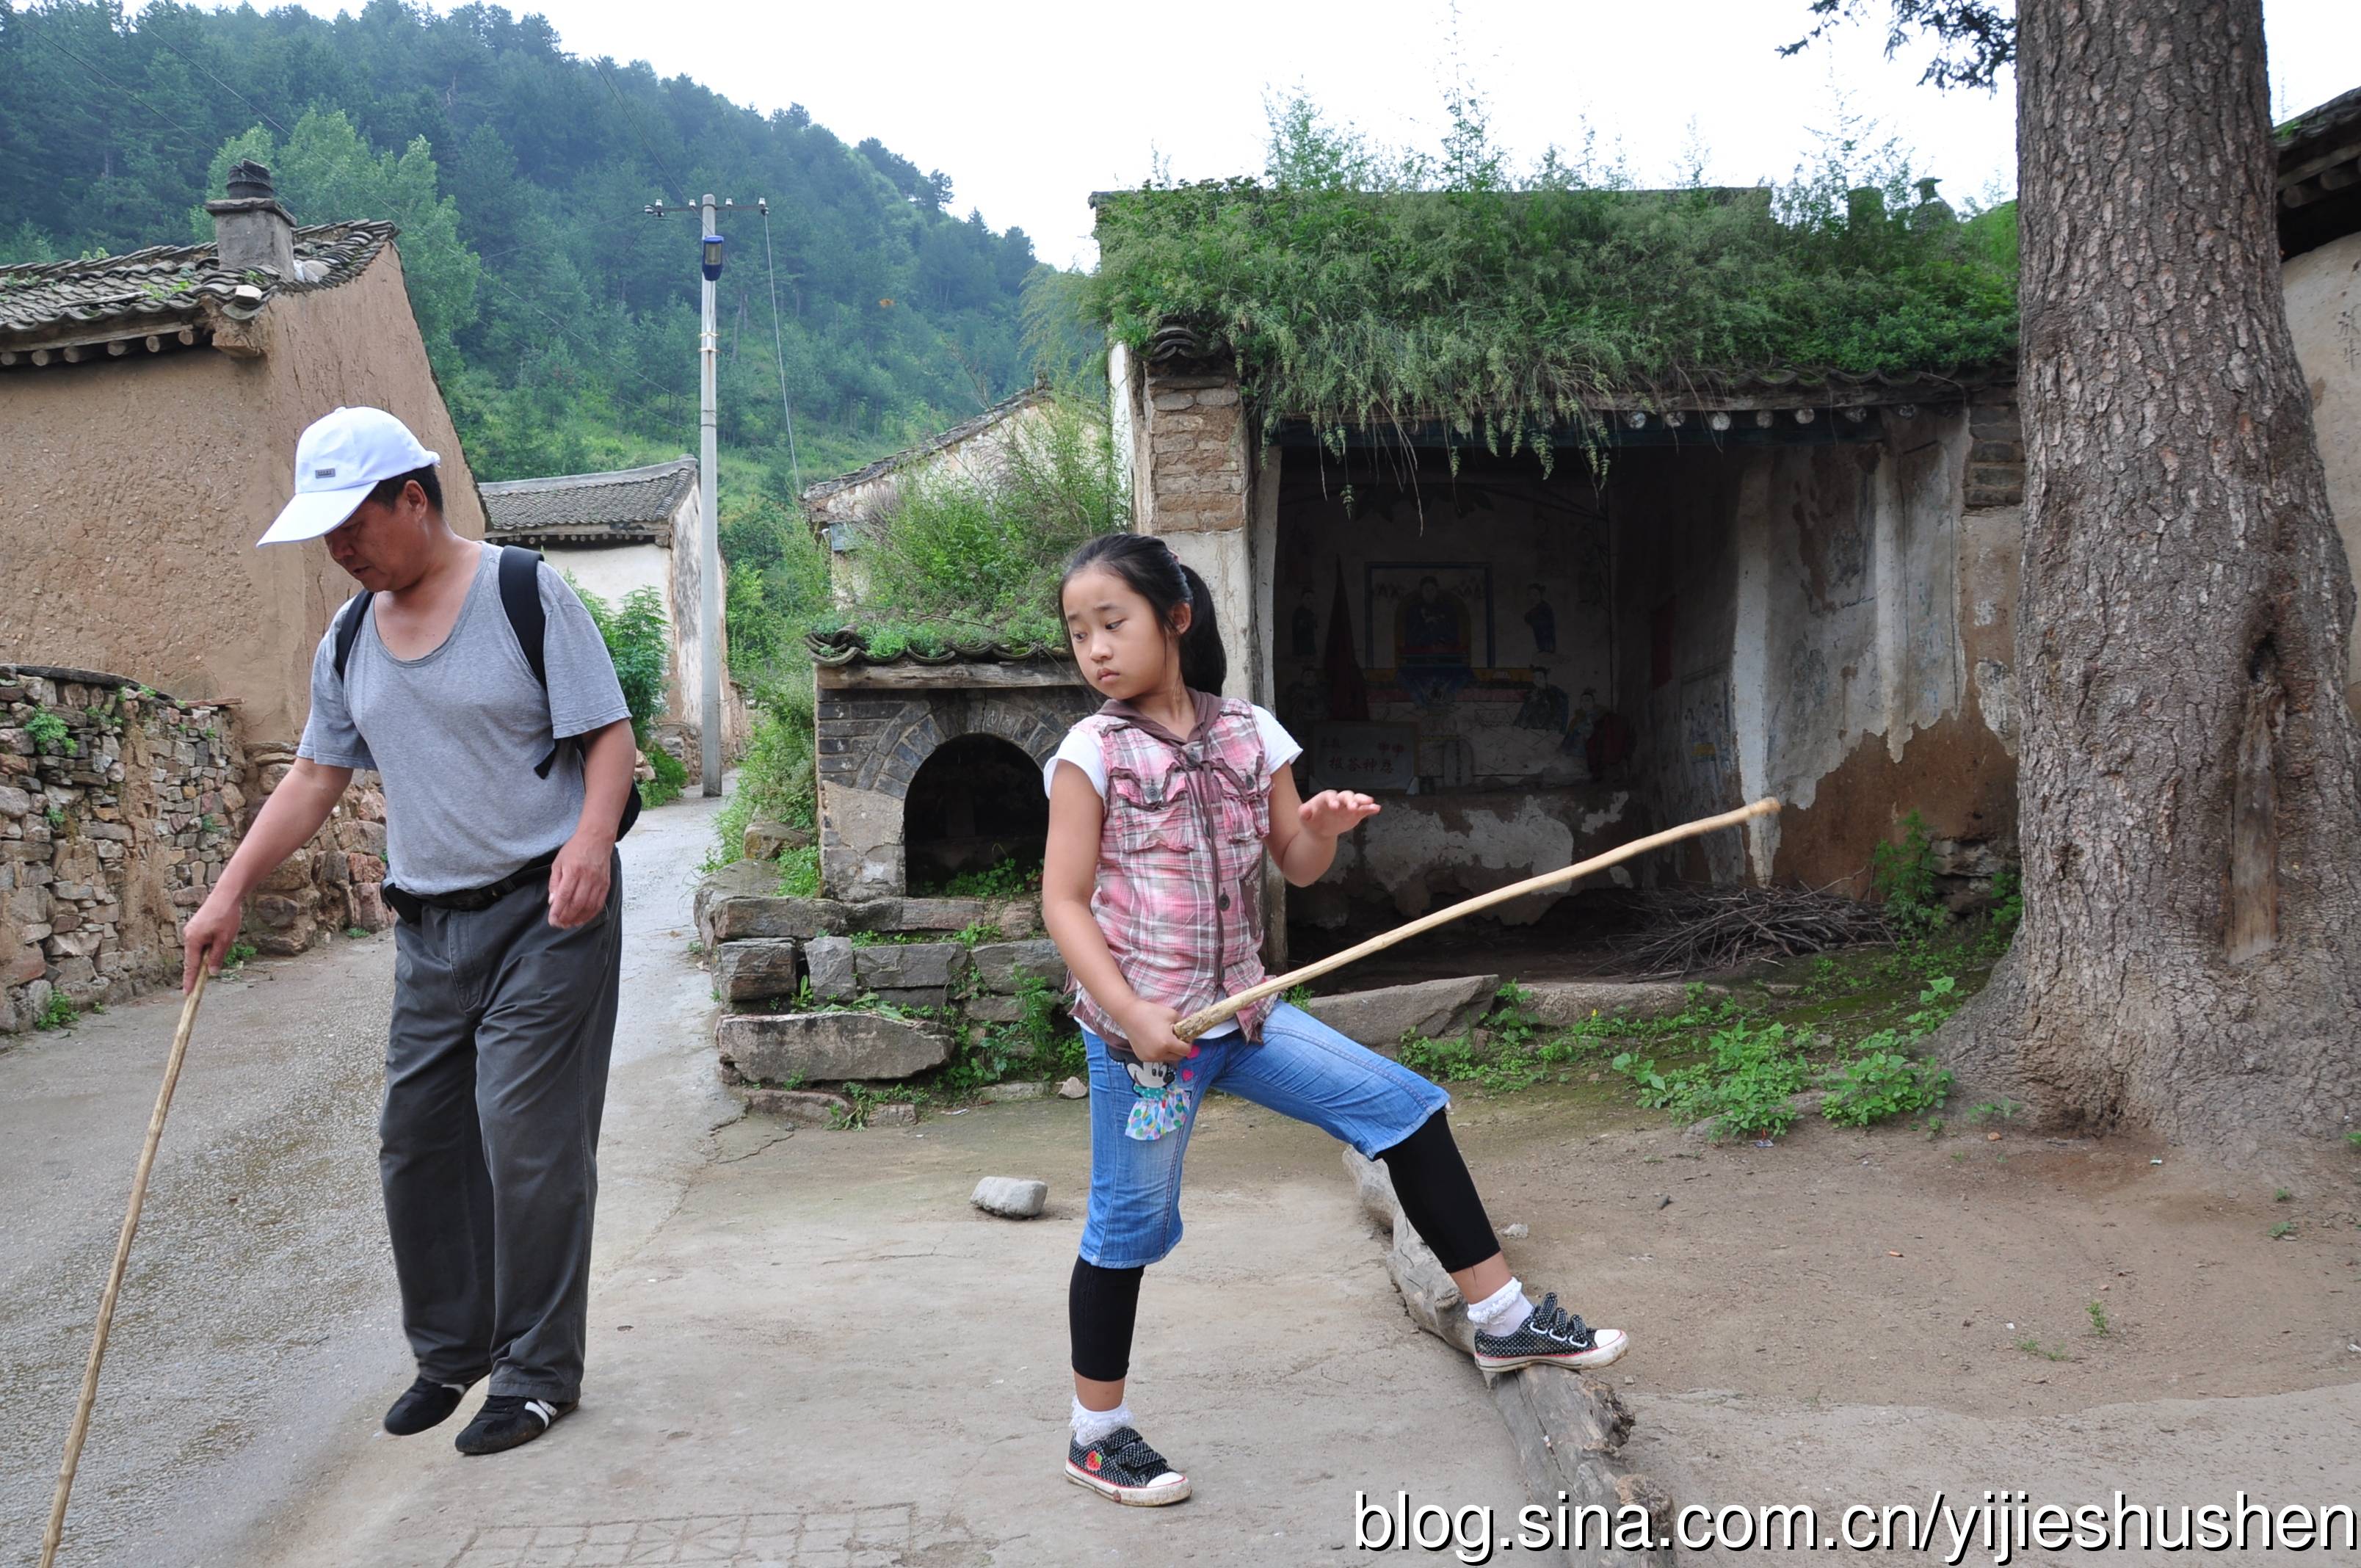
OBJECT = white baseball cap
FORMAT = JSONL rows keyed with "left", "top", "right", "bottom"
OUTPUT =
{"left": 256, "top": 406, "right": 440, "bottom": 546}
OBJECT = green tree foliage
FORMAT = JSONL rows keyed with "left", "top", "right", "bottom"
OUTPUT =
{"left": 573, "top": 581, "right": 670, "bottom": 744}
{"left": 1089, "top": 89, "right": 2016, "bottom": 457}
{"left": 1, "top": 0, "right": 1050, "bottom": 482}
{"left": 196, "top": 111, "right": 479, "bottom": 366}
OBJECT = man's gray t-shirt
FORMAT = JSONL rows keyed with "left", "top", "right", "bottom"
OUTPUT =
{"left": 297, "top": 542, "right": 632, "bottom": 896}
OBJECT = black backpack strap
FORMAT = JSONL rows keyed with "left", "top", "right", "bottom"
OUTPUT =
{"left": 496, "top": 543, "right": 639, "bottom": 841}
{"left": 331, "top": 587, "right": 372, "bottom": 683}
{"left": 496, "top": 546, "right": 557, "bottom": 779}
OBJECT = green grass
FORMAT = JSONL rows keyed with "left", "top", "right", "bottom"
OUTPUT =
{"left": 2086, "top": 1301, "right": 2110, "bottom": 1337}
{"left": 33, "top": 992, "right": 79, "bottom": 1030}
{"left": 775, "top": 845, "right": 821, "bottom": 899}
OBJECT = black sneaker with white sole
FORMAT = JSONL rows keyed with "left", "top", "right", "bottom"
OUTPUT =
{"left": 1473, "top": 1292, "right": 1630, "bottom": 1373}
{"left": 383, "top": 1375, "right": 472, "bottom": 1436}
{"left": 453, "top": 1394, "right": 576, "bottom": 1456}
{"left": 1065, "top": 1426, "right": 1192, "bottom": 1506}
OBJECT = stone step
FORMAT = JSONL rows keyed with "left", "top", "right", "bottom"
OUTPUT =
{"left": 717, "top": 1011, "right": 952, "bottom": 1085}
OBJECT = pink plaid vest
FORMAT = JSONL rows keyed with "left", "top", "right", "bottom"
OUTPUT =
{"left": 1069, "top": 692, "right": 1277, "bottom": 1056}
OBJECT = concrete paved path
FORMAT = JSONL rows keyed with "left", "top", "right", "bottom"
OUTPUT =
{"left": 3, "top": 788, "right": 1524, "bottom": 1567}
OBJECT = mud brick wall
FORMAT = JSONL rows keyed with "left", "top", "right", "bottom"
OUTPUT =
{"left": 0, "top": 665, "right": 391, "bottom": 1034}
{"left": 1965, "top": 393, "right": 2025, "bottom": 509}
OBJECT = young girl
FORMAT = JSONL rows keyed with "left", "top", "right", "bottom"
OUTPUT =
{"left": 1043, "top": 534, "right": 1628, "bottom": 1508}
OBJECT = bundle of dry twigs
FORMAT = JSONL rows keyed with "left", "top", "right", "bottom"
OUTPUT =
{"left": 1620, "top": 883, "right": 1890, "bottom": 976}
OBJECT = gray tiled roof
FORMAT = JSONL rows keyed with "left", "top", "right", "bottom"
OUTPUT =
{"left": 0, "top": 221, "right": 396, "bottom": 349}
{"left": 800, "top": 384, "right": 1049, "bottom": 509}
{"left": 480, "top": 457, "right": 699, "bottom": 542}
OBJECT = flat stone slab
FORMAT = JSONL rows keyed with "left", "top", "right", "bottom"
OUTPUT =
{"left": 713, "top": 938, "right": 799, "bottom": 1002}
{"left": 971, "top": 1176, "right": 1048, "bottom": 1219}
{"left": 1520, "top": 979, "right": 1722, "bottom": 1026}
{"left": 853, "top": 940, "right": 967, "bottom": 991}
{"left": 978, "top": 1080, "right": 1047, "bottom": 1103}
{"left": 971, "top": 939, "right": 1065, "bottom": 993}
{"left": 1300, "top": 974, "right": 1498, "bottom": 1053}
{"left": 741, "top": 1087, "right": 849, "bottom": 1127}
{"left": 717, "top": 1011, "right": 951, "bottom": 1084}
{"left": 704, "top": 891, "right": 849, "bottom": 944}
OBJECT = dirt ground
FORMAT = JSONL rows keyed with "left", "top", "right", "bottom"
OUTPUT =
{"left": 1452, "top": 1085, "right": 2361, "bottom": 1417}
{"left": 1424, "top": 1073, "right": 2361, "bottom": 1560}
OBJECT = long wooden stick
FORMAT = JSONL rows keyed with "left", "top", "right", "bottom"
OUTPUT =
{"left": 1177, "top": 797, "right": 1781, "bottom": 1041}
{"left": 40, "top": 968, "right": 208, "bottom": 1568}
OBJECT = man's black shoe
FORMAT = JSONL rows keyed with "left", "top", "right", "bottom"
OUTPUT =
{"left": 454, "top": 1394, "right": 576, "bottom": 1456}
{"left": 382, "top": 1376, "right": 471, "bottom": 1436}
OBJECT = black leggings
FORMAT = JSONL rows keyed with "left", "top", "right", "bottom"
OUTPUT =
{"left": 1067, "top": 1109, "right": 1498, "bottom": 1380}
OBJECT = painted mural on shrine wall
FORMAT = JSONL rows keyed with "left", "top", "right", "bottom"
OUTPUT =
{"left": 1272, "top": 462, "right": 1628, "bottom": 798}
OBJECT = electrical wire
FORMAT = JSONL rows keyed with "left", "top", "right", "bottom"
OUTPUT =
{"left": 142, "top": 26, "right": 288, "bottom": 137}
{"left": 29, "top": 30, "right": 211, "bottom": 147}
{"left": 589, "top": 54, "right": 691, "bottom": 207}
{"left": 759, "top": 203, "right": 804, "bottom": 498}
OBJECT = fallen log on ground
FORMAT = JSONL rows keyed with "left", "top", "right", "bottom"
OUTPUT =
{"left": 1345, "top": 1150, "right": 1676, "bottom": 1568}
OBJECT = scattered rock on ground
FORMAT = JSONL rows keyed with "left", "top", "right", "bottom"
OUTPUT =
{"left": 869, "top": 1102, "right": 918, "bottom": 1128}
{"left": 1501, "top": 1222, "right": 1529, "bottom": 1239}
{"left": 1521, "top": 979, "right": 1721, "bottom": 1026}
{"left": 742, "top": 819, "right": 812, "bottom": 860}
{"left": 979, "top": 1081, "right": 1048, "bottom": 1103}
{"left": 1299, "top": 975, "right": 1499, "bottom": 1053}
{"left": 971, "top": 1176, "right": 1048, "bottom": 1219}
{"left": 1057, "top": 1076, "right": 1088, "bottom": 1100}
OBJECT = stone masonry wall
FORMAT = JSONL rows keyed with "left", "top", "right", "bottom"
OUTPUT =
{"left": 1, "top": 666, "right": 242, "bottom": 1030}
{"left": 240, "top": 741, "right": 392, "bottom": 957}
{"left": 0, "top": 664, "right": 391, "bottom": 1034}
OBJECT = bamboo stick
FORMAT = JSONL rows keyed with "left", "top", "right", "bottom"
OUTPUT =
{"left": 39, "top": 970, "right": 208, "bottom": 1568}
{"left": 1175, "top": 797, "right": 1780, "bottom": 1041}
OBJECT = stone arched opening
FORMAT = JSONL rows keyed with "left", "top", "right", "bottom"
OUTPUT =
{"left": 814, "top": 676, "right": 1094, "bottom": 901}
{"left": 902, "top": 734, "right": 1048, "bottom": 893}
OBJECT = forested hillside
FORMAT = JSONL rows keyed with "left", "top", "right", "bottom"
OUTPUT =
{"left": 0, "top": 0, "right": 1051, "bottom": 486}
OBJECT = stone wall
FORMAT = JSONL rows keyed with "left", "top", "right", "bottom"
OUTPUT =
{"left": 0, "top": 664, "right": 392, "bottom": 1034}
{"left": 239, "top": 741, "right": 391, "bottom": 957}
{"left": 2, "top": 667, "right": 242, "bottom": 1030}
{"left": 695, "top": 862, "right": 1073, "bottom": 1111}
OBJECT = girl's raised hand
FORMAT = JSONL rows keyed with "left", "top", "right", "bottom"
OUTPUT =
{"left": 1299, "top": 788, "right": 1380, "bottom": 841}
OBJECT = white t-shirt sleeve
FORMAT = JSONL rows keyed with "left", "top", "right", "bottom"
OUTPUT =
{"left": 1045, "top": 727, "right": 1109, "bottom": 799}
{"left": 1042, "top": 707, "right": 1302, "bottom": 799}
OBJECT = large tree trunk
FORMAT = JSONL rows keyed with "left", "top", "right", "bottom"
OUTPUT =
{"left": 1946, "top": 0, "right": 2361, "bottom": 1155}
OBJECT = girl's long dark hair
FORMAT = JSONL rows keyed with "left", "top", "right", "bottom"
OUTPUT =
{"left": 1062, "top": 534, "right": 1227, "bottom": 695}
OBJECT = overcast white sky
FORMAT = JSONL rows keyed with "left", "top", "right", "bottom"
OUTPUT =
{"left": 212, "top": 0, "right": 2360, "bottom": 269}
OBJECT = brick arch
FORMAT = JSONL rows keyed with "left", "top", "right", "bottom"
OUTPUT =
{"left": 863, "top": 694, "right": 1073, "bottom": 802}
{"left": 819, "top": 683, "right": 1095, "bottom": 901}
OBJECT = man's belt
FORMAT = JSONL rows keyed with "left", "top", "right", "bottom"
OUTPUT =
{"left": 382, "top": 849, "right": 559, "bottom": 922}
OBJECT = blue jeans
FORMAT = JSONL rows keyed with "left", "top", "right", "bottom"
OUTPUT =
{"left": 1076, "top": 1001, "right": 1451, "bottom": 1269}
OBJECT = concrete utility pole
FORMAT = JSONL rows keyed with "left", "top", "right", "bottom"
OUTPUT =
{"left": 649, "top": 192, "right": 757, "bottom": 798}
{"left": 697, "top": 192, "right": 722, "bottom": 797}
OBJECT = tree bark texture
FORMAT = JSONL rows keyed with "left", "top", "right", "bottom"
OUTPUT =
{"left": 1949, "top": 0, "right": 2361, "bottom": 1153}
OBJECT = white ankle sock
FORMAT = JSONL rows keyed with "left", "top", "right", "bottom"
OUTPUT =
{"left": 1468, "top": 1277, "right": 1535, "bottom": 1338}
{"left": 1071, "top": 1396, "right": 1134, "bottom": 1446}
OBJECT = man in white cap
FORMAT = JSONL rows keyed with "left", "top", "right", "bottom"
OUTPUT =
{"left": 182, "top": 405, "right": 638, "bottom": 1456}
